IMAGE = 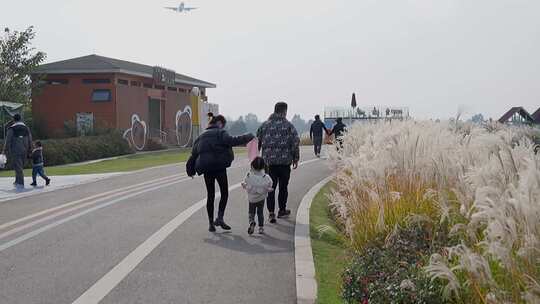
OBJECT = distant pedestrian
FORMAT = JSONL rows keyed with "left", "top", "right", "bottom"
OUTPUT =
{"left": 309, "top": 114, "right": 328, "bottom": 157}
{"left": 2, "top": 114, "right": 32, "bottom": 188}
{"left": 207, "top": 112, "right": 214, "bottom": 123}
{"left": 242, "top": 156, "right": 273, "bottom": 235}
{"left": 257, "top": 102, "right": 300, "bottom": 223}
{"left": 329, "top": 117, "right": 347, "bottom": 150}
{"left": 30, "top": 141, "right": 51, "bottom": 187}
{"left": 187, "top": 115, "right": 254, "bottom": 232}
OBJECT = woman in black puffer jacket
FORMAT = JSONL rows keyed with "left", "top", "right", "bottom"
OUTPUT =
{"left": 187, "top": 115, "right": 254, "bottom": 232}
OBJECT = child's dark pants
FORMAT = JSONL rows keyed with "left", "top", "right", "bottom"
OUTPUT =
{"left": 32, "top": 165, "right": 49, "bottom": 184}
{"left": 249, "top": 201, "right": 265, "bottom": 227}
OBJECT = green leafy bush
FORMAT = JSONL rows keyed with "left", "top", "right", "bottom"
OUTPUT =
{"left": 39, "top": 132, "right": 134, "bottom": 166}
{"left": 342, "top": 221, "right": 451, "bottom": 304}
{"left": 1, "top": 132, "right": 134, "bottom": 168}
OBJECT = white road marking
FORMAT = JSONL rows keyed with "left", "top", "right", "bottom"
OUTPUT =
{"left": 0, "top": 162, "right": 250, "bottom": 234}
{"left": 0, "top": 160, "right": 260, "bottom": 252}
{"left": 0, "top": 173, "right": 184, "bottom": 232}
{"left": 71, "top": 192, "right": 224, "bottom": 304}
{"left": 71, "top": 158, "right": 321, "bottom": 304}
{"left": 0, "top": 176, "right": 187, "bottom": 241}
{"left": 0, "top": 177, "right": 190, "bottom": 253}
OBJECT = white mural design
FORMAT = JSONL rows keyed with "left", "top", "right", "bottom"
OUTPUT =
{"left": 175, "top": 105, "right": 192, "bottom": 147}
{"left": 123, "top": 114, "right": 148, "bottom": 151}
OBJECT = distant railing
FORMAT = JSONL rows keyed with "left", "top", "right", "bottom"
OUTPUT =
{"left": 324, "top": 106, "right": 410, "bottom": 119}
{"left": 149, "top": 129, "right": 168, "bottom": 144}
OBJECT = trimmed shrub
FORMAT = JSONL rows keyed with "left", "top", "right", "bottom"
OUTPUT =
{"left": 39, "top": 132, "right": 134, "bottom": 166}
{"left": 1, "top": 132, "right": 134, "bottom": 168}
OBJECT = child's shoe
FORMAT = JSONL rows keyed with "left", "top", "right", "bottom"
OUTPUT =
{"left": 269, "top": 213, "right": 276, "bottom": 224}
{"left": 45, "top": 178, "right": 51, "bottom": 186}
{"left": 247, "top": 222, "right": 256, "bottom": 235}
{"left": 258, "top": 227, "right": 264, "bottom": 234}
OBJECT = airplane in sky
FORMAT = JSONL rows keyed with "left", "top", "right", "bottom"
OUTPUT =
{"left": 164, "top": 2, "right": 198, "bottom": 13}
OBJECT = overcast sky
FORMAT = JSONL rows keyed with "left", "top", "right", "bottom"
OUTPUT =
{"left": 2, "top": 0, "right": 539, "bottom": 120}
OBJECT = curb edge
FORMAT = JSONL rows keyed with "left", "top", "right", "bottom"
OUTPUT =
{"left": 294, "top": 175, "right": 333, "bottom": 304}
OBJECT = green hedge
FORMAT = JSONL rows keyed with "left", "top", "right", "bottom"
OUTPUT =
{"left": 1, "top": 132, "right": 134, "bottom": 168}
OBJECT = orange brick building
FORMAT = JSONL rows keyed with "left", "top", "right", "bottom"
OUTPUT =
{"left": 32, "top": 55, "right": 216, "bottom": 149}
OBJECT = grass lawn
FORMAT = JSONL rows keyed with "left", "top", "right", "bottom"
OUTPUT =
{"left": 0, "top": 148, "right": 246, "bottom": 177}
{"left": 310, "top": 182, "right": 349, "bottom": 304}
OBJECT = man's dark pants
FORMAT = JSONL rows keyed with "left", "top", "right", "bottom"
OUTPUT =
{"left": 267, "top": 165, "right": 291, "bottom": 214}
{"left": 313, "top": 136, "right": 323, "bottom": 155}
{"left": 11, "top": 155, "right": 25, "bottom": 186}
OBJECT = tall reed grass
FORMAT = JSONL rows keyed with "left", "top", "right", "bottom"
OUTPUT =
{"left": 328, "top": 120, "right": 540, "bottom": 303}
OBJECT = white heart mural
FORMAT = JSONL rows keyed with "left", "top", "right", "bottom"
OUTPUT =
{"left": 176, "top": 106, "right": 192, "bottom": 147}
{"left": 123, "top": 114, "right": 147, "bottom": 151}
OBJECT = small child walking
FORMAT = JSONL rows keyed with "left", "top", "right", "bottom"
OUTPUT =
{"left": 242, "top": 157, "right": 273, "bottom": 235}
{"left": 30, "top": 141, "right": 51, "bottom": 187}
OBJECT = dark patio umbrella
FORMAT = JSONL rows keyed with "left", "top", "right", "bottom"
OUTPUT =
{"left": 351, "top": 93, "right": 357, "bottom": 108}
{"left": 0, "top": 101, "right": 23, "bottom": 139}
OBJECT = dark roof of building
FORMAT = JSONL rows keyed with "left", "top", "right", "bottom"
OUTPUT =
{"left": 498, "top": 107, "right": 535, "bottom": 124}
{"left": 532, "top": 107, "right": 540, "bottom": 124}
{"left": 33, "top": 54, "right": 216, "bottom": 88}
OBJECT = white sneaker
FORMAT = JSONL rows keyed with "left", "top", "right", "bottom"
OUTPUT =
{"left": 258, "top": 227, "right": 264, "bottom": 234}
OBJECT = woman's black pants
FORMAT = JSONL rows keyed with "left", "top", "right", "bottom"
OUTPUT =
{"left": 203, "top": 170, "right": 229, "bottom": 224}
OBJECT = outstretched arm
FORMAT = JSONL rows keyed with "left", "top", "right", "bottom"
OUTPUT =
{"left": 329, "top": 125, "right": 336, "bottom": 136}
{"left": 222, "top": 131, "right": 254, "bottom": 147}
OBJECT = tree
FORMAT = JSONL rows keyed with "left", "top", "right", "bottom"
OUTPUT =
{"left": 228, "top": 116, "right": 248, "bottom": 136}
{"left": 291, "top": 114, "right": 307, "bottom": 134}
{"left": 244, "top": 113, "right": 261, "bottom": 134}
{"left": 0, "top": 26, "right": 46, "bottom": 106}
{"left": 471, "top": 113, "right": 485, "bottom": 124}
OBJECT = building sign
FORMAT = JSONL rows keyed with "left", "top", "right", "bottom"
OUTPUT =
{"left": 153, "top": 66, "right": 176, "bottom": 86}
{"left": 76, "top": 112, "right": 94, "bottom": 136}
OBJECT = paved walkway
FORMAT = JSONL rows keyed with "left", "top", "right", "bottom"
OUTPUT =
{"left": 0, "top": 173, "right": 122, "bottom": 203}
{"left": 0, "top": 147, "right": 330, "bottom": 304}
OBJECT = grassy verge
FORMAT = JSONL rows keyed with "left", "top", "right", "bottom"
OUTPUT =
{"left": 0, "top": 148, "right": 246, "bottom": 177}
{"left": 310, "top": 182, "right": 348, "bottom": 304}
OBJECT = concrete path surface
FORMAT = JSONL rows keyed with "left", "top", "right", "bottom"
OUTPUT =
{"left": 0, "top": 147, "right": 330, "bottom": 304}
{"left": 0, "top": 173, "right": 123, "bottom": 203}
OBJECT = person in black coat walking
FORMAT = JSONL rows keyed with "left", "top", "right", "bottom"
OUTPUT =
{"left": 309, "top": 115, "right": 328, "bottom": 157}
{"left": 2, "top": 114, "right": 32, "bottom": 188}
{"left": 187, "top": 115, "right": 254, "bottom": 232}
{"left": 328, "top": 117, "right": 347, "bottom": 150}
